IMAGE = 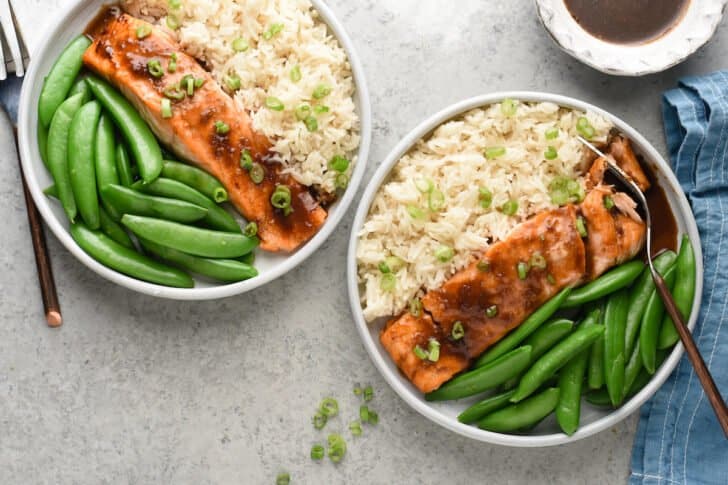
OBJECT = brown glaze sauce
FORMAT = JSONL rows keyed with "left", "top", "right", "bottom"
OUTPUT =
{"left": 644, "top": 166, "right": 679, "bottom": 256}
{"left": 564, "top": 0, "right": 690, "bottom": 45}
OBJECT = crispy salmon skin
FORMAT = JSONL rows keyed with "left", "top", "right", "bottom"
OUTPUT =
{"left": 82, "top": 12, "right": 327, "bottom": 252}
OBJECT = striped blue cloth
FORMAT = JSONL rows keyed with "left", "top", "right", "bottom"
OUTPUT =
{"left": 630, "top": 71, "right": 728, "bottom": 485}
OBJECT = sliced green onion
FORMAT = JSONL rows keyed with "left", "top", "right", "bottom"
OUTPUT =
{"left": 329, "top": 155, "right": 350, "bottom": 173}
{"left": 367, "top": 410, "right": 379, "bottom": 425}
{"left": 168, "top": 53, "right": 177, "bottom": 73}
{"left": 225, "top": 74, "right": 241, "bottom": 91}
{"left": 168, "top": 0, "right": 181, "bottom": 9}
{"left": 451, "top": 321, "right": 465, "bottom": 340}
{"left": 407, "top": 205, "right": 426, "bottom": 220}
{"left": 550, "top": 187, "right": 569, "bottom": 206}
{"left": 184, "top": 76, "right": 195, "bottom": 96}
{"left": 136, "top": 24, "right": 152, "bottom": 39}
{"left": 314, "top": 105, "right": 329, "bottom": 113}
{"left": 576, "top": 216, "right": 588, "bottom": 238}
{"left": 517, "top": 261, "right": 530, "bottom": 280}
{"left": 479, "top": 187, "right": 493, "bottom": 209}
{"left": 214, "top": 120, "right": 230, "bottom": 135}
{"left": 380, "top": 273, "right": 396, "bottom": 291}
{"left": 334, "top": 173, "right": 349, "bottom": 190}
{"left": 427, "top": 338, "right": 440, "bottom": 362}
{"left": 544, "top": 146, "right": 558, "bottom": 160}
{"left": 290, "top": 65, "right": 302, "bottom": 82}
{"left": 415, "top": 178, "right": 434, "bottom": 193}
{"left": 327, "top": 434, "right": 346, "bottom": 464}
{"left": 353, "top": 386, "right": 362, "bottom": 396}
{"left": 484, "top": 146, "right": 506, "bottom": 159}
{"left": 240, "top": 149, "right": 253, "bottom": 170}
{"left": 413, "top": 345, "right": 428, "bottom": 360}
{"left": 160, "top": 98, "right": 172, "bottom": 119}
{"left": 163, "top": 85, "right": 185, "bottom": 100}
{"left": 363, "top": 385, "right": 373, "bottom": 402}
{"left": 276, "top": 473, "right": 290, "bottom": 485}
{"left": 379, "top": 256, "right": 403, "bottom": 274}
{"left": 271, "top": 185, "right": 293, "bottom": 215}
{"left": 265, "top": 96, "right": 285, "bottom": 111}
{"left": 428, "top": 189, "right": 445, "bottom": 211}
{"left": 147, "top": 59, "right": 164, "bottom": 77}
{"left": 501, "top": 98, "right": 518, "bottom": 116}
{"left": 310, "top": 444, "right": 325, "bottom": 460}
{"left": 477, "top": 260, "right": 490, "bottom": 272}
{"left": 545, "top": 126, "right": 559, "bottom": 140}
{"left": 435, "top": 244, "right": 454, "bottom": 263}
{"left": 166, "top": 15, "right": 180, "bottom": 30}
{"left": 530, "top": 252, "right": 547, "bottom": 269}
{"left": 244, "top": 222, "right": 258, "bottom": 237}
{"left": 312, "top": 84, "right": 331, "bottom": 99}
{"left": 604, "top": 195, "right": 615, "bottom": 210}
{"left": 577, "top": 116, "right": 595, "bottom": 139}
{"left": 547, "top": 273, "right": 556, "bottom": 285}
{"left": 409, "top": 297, "right": 422, "bottom": 317}
{"left": 500, "top": 199, "right": 518, "bottom": 216}
{"left": 349, "top": 421, "right": 363, "bottom": 437}
{"left": 263, "top": 23, "right": 284, "bottom": 40}
{"left": 295, "top": 104, "right": 311, "bottom": 121}
{"left": 485, "top": 304, "right": 498, "bottom": 318}
{"left": 194, "top": 77, "right": 206, "bottom": 88}
{"left": 232, "top": 38, "right": 249, "bottom": 52}
{"left": 312, "top": 411, "right": 327, "bottom": 429}
{"left": 378, "top": 261, "right": 391, "bottom": 274}
{"left": 359, "top": 405, "right": 370, "bottom": 422}
{"left": 320, "top": 397, "right": 339, "bottom": 417}
{"left": 304, "top": 115, "right": 318, "bottom": 132}
{"left": 250, "top": 163, "right": 265, "bottom": 184}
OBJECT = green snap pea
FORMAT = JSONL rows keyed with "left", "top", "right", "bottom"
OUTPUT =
{"left": 588, "top": 301, "right": 606, "bottom": 389}
{"left": 68, "top": 77, "right": 93, "bottom": 103}
{"left": 585, "top": 388, "right": 612, "bottom": 407}
{"left": 116, "top": 144, "right": 135, "bottom": 187}
{"left": 95, "top": 113, "right": 120, "bottom": 219}
{"left": 425, "top": 346, "right": 532, "bottom": 402}
{"left": 139, "top": 238, "right": 258, "bottom": 282}
{"left": 640, "top": 264, "right": 678, "bottom": 373}
{"left": 623, "top": 340, "right": 644, "bottom": 398}
{"left": 603, "top": 288, "right": 629, "bottom": 406}
{"left": 47, "top": 93, "right": 85, "bottom": 222}
{"left": 38, "top": 36, "right": 92, "bottom": 127}
{"left": 658, "top": 236, "right": 697, "bottom": 349}
{"left": 38, "top": 120, "right": 49, "bottom": 169}
{"left": 43, "top": 184, "right": 58, "bottom": 198}
{"left": 70, "top": 222, "right": 193, "bottom": 288}
{"left": 98, "top": 205, "right": 134, "bottom": 249}
{"left": 478, "top": 387, "right": 560, "bottom": 432}
{"left": 102, "top": 184, "right": 208, "bottom": 223}
{"left": 629, "top": 351, "right": 667, "bottom": 398}
{"left": 86, "top": 76, "right": 163, "bottom": 183}
{"left": 561, "top": 260, "right": 644, "bottom": 309}
{"left": 239, "top": 251, "right": 255, "bottom": 265}
{"left": 68, "top": 101, "right": 102, "bottom": 229}
{"left": 161, "top": 160, "right": 228, "bottom": 203}
{"left": 131, "top": 178, "right": 240, "bottom": 233}
{"left": 457, "top": 389, "right": 516, "bottom": 424}
{"left": 624, "top": 251, "right": 678, "bottom": 357}
{"left": 475, "top": 288, "right": 571, "bottom": 367}
{"left": 510, "top": 324, "right": 604, "bottom": 402}
{"left": 121, "top": 214, "right": 258, "bottom": 258}
{"left": 556, "top": 348, "right": 589, "bottom": 435}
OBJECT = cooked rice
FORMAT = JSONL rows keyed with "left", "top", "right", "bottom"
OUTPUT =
{"left": 123, "top": 0, "right": 360, "bottom": 195}
{"left": 357, "top": 102, "right": 612, "bottom": 322}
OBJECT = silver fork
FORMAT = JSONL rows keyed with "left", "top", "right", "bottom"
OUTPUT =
{"left": 0, "top": 0, "right": 28, "bottom": 80}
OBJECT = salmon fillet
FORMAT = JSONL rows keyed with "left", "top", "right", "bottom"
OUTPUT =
{"left": 380, "top": 206, "right": 587, "bottom": 393}
{"left": 82, "top": 13, "right": 327, "bottom": 252}
{"left": 587, "top": 136, "right": 651, "bottom": 193}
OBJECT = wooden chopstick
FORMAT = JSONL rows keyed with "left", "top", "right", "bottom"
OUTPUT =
{"left": 15, "top": 131, "right": 62, "bottom": 327}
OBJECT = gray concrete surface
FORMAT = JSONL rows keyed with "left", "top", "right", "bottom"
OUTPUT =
{"left": 2, "top": 1, "right": 727, "bottom": 483}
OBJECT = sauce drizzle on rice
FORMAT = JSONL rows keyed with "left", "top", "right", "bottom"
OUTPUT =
{"left": 356, "top": 102, "right": 613, "bottom": 322}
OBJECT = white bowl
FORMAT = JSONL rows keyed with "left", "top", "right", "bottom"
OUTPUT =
{"left": 347, "top": 92, "right": 703, "bottom": 447}
{"left": 535, "top": 0, "right": 727, "bottom": 76}
{"left": 18, "top": 0, "right": 371, "bottom": 300}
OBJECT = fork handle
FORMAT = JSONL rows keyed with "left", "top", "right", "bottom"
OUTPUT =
{"left": 653, "top": 274, "right": 728, "bottom": 438}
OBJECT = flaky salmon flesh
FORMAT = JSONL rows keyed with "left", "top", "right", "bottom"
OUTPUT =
{"left": 82, "top": 12, "right": 327, "bottom": 252}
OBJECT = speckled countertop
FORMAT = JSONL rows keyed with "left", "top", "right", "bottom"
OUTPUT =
{"left": 1, "top": 1, "right": 726, "bottom": 483}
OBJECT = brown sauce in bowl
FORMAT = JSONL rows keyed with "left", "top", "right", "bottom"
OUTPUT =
{"left": 564, "top": 0, "right": 690, "bottom": 45}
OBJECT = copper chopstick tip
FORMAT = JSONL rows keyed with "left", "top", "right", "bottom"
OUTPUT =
{"left": 46, "top": 310, "right": 63, "bottom": 328}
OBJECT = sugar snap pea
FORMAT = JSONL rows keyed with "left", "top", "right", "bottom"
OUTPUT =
{"left": 624, "top": 251, "right": 677, "bottom": 357}
{"left": 139, "top": 238, "right": 257, "bottom": 282}
{"left": 658, "top": 236, "right": 696, "bottom": 349}
{"left": 121, "top": 215, "right": 258, "bottom": 258}
{"left": 457, "top": 389, "right": 517, "bottom": 424}
{"left": 68, "top": 77, "right": 93, "bottom": 103}
{"left": 95, "top": 113, "right": 120, "bottom": 218}
{"left": 510, "top": 324, "right": 604, "bottom": 402}
{"left": 425, "top": 346, "right": 532, "bottom": 402}
{"left": 239, "top": 251, "right": 255, "bottom": 265}
{"left": 68, "top": 101, "right": 102, "bottom": 229}
{"left": 85, "top": 76, "right": 163, "bottom": 183}
{"left": 585, "top": 389, "right": 612, "bottom": 407}
{"left": 70, "top": 222, "right": 193, "bottom": 288}
{"left": 478, "top": 387, "right": 560, "bottom": 432}
{"left": 556, "top": 348, "right": 589, "bottom": 435}
{"left": 131, "top": 178, "right": 240, "bottom": 233}
{"left": 640, "top": 264, "right": 677, "bottom": 373}
{"left": 115, "top": 144, "right": 135, "bottom": 187}
{"left": 604, "top": 288, "right": 629, "bottom": 406}
{"left": 475, "top": 288, "right": 571, "bottom": 367}
{"left": 561, "top": 261, "right": 644, "bottom": 309}
{"left": 47, "top": 93, "right": 85, "bottom": 222}
{"left": 38, "top": 120, "right": 49, "bottom": 169}
{"left": 38, "top": 36, "right": 92, "bottom": 127}
{"left": 102, "top": 184, "right": 207, "bottom": 223}
{"left": 99, "top": 205, "right": 134, "bottom": 249}
{"left": 43, "top": 184, "right": 58, "bottom": 198}
{"left": 588, "top": 301, "right": 606, "bottom": 389}
{"left": 161, "top": 160, "right": 228, "bottom": 203}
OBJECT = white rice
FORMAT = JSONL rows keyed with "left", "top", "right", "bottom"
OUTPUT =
{"left": 124, "top": 0, "right": 360, "bottom": 195}
{"left": 357, "top": 102, "right": 612, "bottom": 322}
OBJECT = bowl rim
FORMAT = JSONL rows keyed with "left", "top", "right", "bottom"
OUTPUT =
{"left": 346, "top": 91, "right": 704, "bottom": 447}
{"left": 18, "top": 0, "right": 371, "bottom": 300}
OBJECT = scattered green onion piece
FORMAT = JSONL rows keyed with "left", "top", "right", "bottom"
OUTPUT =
{"left": 379, "top": 256, "right": 403, "bottom": 273}
{"left": 380, "top": 273, "right": 396, "bottom": 291}
{"left": 276, "top": 473, "right": 290, "bottom": 485}
{"left": 415, "top": 178, "right": 434, "bottom": 193}
{"left": 451, "top": 321, "right": 465, "bottom": 340}
{"left": 240, "top": 149, "right": 253, "bottom": 170}
{"left": 244, "top": 222, "right": 258, "bottom": 237}
{"left": 349, "top": 421, "right": 363, "bottom": 437}
{"left": 326, "top": 434, "right": 346, "bottom": 464}
{"left": 604, "top": 195, "right": 615, "bottom": 210}
{"left": 214, "top": 120, "right": 230, "bottom": 135}
{"left": 485, "top": 305, "right": 498, "bottom": 318}
{"left": 547, "top": 273, "right": 556, "bottom": 285}
{"left": 576, "top": 216, "right": 588, "bottom": 238}
{"left": 479, "top": 187, "right": 493, "bottom": 209}
{"left": 517, "top": 261, "right": 530, "bottom": 280}
{"left": 413, "top": 345, "right": 428, "bottom": 360}
{"left": 136, "top": 24, "right": 152, "bottom": 39}
{"left": 168, "top": 53, "right": 177, "bottom": 73}
{"left": 295, "top": 104, "right": 311, "bottom": 121}
{"left": 434, "top": 245, "right": 454, "bottom": 263}
{"left": 550, "top": 187, "right": 569, "bottom": 206}
{"left": 160, "top": 98, "right": 172, "bottom": 119}
{"left": 501, "top": 98, "right": 518, "bottom": 116}
{"left": 312, "top": 84, "right": 331, "bottom": 99}
{"left": 544, "top": 146, "right": 558, "bottom": 160}
{"left": 225, "top": 74, "right": 241, "bottom": 91}
{"left": 368, "top": 410, "right": 379, "bottom": 425}
{"left": 378, "top": 262, "right": 390, "bottom": 274}
{"left": 184, "top": 77, "right": 195, "bottom": 96}
{"left": 407, "top": 205, "right": 425, "bottom": 220}
{"left": 545, "top": 126, "right": 559, "bottom": 139}
{"left": 250, "top": 163, "right": 265, "bottom": 184}
{"left": 484, "top": 146, "right": 506, "bottom": 159}
{"left": 310, "top": 444, "right": 325, "bottom": 461}
{"left": 232, "top": 38, "right": 249, "bottom": 52}
{"left": 166, "top": 15, "right": 180, "bottom": 30}
{"left": 312, "top": 411, "right": 327, "bottom": 430}
{"left": 353, "top": 386, "right": 362, "bottom": 396}
{"left": 290, "top": 65, "right": 302, "bottom": 82}
{"left": 501, "top": 199, "right": 518, "bottom": 216}
{"left": 194, "top": 78, "right": 205, "bottom": 88}
{"left": 263, "top": 23, "right": 284, "bottom": 40}
{"left": 271, "top": 185, "right": 293, "bottom": 215}
{"left": 428, "top": 189, "right": 445, "bottom": 211}
{"left": 530, "top": 252, "right": 547, "bottom": 270}
{"left": 314, "top": 105, "right": 329, "bottom": 113}
{"left": 363, "top": 386, "right": 373, "bottom": 402}
{"left": 168, "top": 0, "right": 181, "bottom": 9}
{"left": 319, "top": 397, "right": 339, "bottom": 417}
{"left": 163, "top": 85, "right": 185, "bottom": 100}
{"left": 304, "top": 115, "right": 318, "bottom": 132}
{"left": 576, "top": 116, "right": 595, "bottom": 139}
{"left": 427, "top": 338, "right": 440, "bottom": 362}
{"left": 477, "top": 260, "right": 490, "bottom": 272}
{"left": 265, "top": 96, "right": 285, "bottom": 111}
{"left": 147, "top": 59, "right": 164, "bottom": 77}
{"left": 334, "top": 173, "right": 349, "bottom": 190}
{"left": 329, "top": 155, "right": 350, "bottom": 173}
{"left": 409, "top": 297, "right": 422, "bottom": 317}
{"left": 359, "top": 405, "right": 370, "bottom": 422}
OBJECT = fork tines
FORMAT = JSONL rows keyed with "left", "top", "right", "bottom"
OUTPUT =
{"left": 0, "top": 0, "right": 28, "bottom": 80}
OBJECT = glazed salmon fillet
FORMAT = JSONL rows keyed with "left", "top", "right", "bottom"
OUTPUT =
{"left": 82, "top": 13, "right": 327, "bottom": 252}
{"left": 381, "top": 206, "right": 587, "bottom": 393}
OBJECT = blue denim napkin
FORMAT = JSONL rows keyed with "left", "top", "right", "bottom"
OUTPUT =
{"left": 0, "top": 75, "right": 22, "bottom": 122}
{"left": 630, "top": 71, "right": 728, "bottom": 485}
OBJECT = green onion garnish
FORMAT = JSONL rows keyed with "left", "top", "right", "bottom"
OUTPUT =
{"left": 353, "top": 386, "right": 362, "bottom": 396}
{"left": 244, "top": 222, "right": 258, "bottom": 237}
{"left": 304, "top": 115, "right": 318, "bottom": 132}
{"left": 501, "top": 98, "right": 518, "bottom": 116}
{"left": 363, "top": 385, "right": 373, "bottom": 402}
{"left": 240, "top": 149, "right": 253, "bottom": 170}
{"left": 379, "top": 256, "right": 403, "bottom": 273}
{"left": 427, "top": 339, "right": 441, "bottom": 362}
{"left": 415, "top": 178, "right": 434, "bottom": 193}
{"left": 214, "top": 120, "right": 230, "bottom": 135}
{"left": 265, "top": 96, "right": 285, "bottom": 111}
{"left": 263, "top": 23, "right": 284, "bottom": 40}
{"left": 477, "top": 260, "right": 490, "bottom": 272}
{"left": 312, "top": 84, "right": 331, "bottom": 99}
{"left": 349, "top": 421, "right": 363, "bottom": 436}
{"left": 163, "top": 85, "right": 185, "bottom": 100}
{"left": 451, "top": 321, "right": 465, "bottom": 340}
{"left": 160, "top": 98, "right": 172, "bottom": 119}
{"left": 547, "top": 273, "right": 556, "bottom": 285}
{"left": 544, "top": 146, "right": 558, "bottom": 160}
{"left": 435, "top": 244, "right": 454, "bottom": 263}
{"left": 409, "top": 297, "right": 422, "bottom": 317}
{"left": 290, "top": 65, "right": 302, "bottom": 82}
{"left": 500, "top": 199, "right": 518, "bottom": 216}
{"left": 183, "top": 75, "right": 195, "bottom": 96}
{"left": 166, "top": 15, "right": 180, "bottom": 30}
{"left": 604, "top": 195, "right": 615, "bottom": 209}
{"left": 295, "top": 104, "right": 311, "bottom": 121}
{"left": 327, "top": 434, "right": 346, "bottom": 464}
{"left": 479, "top": 187, "right": 493, "bottom": 209}
{"left": 329, "top": 155, "right": 350, "bottom": 173}
{"left": 407, "top": 205, "right": 425, "bottom": 220}
{"left": 147, "top": 59, "right": 164, "bottom": 77}
{"left": 484, "top": 146, "right": 506, "bottom": 159}
{"left": 334, "top": 173, "right": 349, "bottom": 190}
{"left": 310, "top": 444, "right": 325, "bottom": 460}
{"left": 250, "top": 163, "right": 265, "bottom": 184}
{"left": 312, "top": 411, "right": 327, "bottom": 429}
{"left": 550, "top": 188, "right": 569, "bottom": 206}
{"left": 530, "top": 252, "right": 547, "bottom": 269}
{"left": 168, "top": 53, "right": 177, "bottom": 73}
{"left": 413, "top": 345, "right": 428, "bottom": 360}
{"left": 545, "top": 126, "right": 559, "bottom": 140}
{"left": 360, "top": 405, "right": 370, "bottom": 422}
{"left": 225, "top": 74, "right": 241, "bottom": 91}
{"left": 367, "top": 410, "right": 379, "bottom": 425}
{"left": 232, "top": 38, "right": 249, "bottom": 52}
{"left": 576, "top": 216, "right": 588, "bottom": 238}
{"left": 378, "top": 261, "right": 391, "bottom": 273}
{"left": 485, "top": 305, "right": 498, "bottom": 318}
{"left": 319, "top": 397, "right": 339, "bottom": 417}
{"left": 428, "top": 189, "right": 445, "bottom": 211}
{"left": 168, "top": 0, "right": 181, "bottom": 9}
{"left": 380, "top": 273, "right": 396, "bottom": 291}
{"left": 271, "top": 185, "right": 293, "bottom": 215}
{"left": 276, "top": 473, "right": 290, "bottom": 485}
{"left": 314, "top": 105, "right": 329, "bottom": 113}
{"left": 136, "top": 25, "right": 152, "bottom": 39}
{"left": 194, "top": 78, "right": 206, "bottom": 88}
{"left": 517, "top": 261, "right": 530, "bottom": 280}
{"left": 576, "top": 116, "right": 595, "bottom": 139}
